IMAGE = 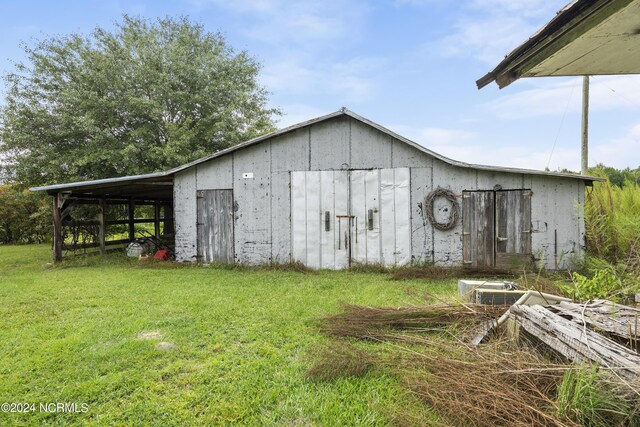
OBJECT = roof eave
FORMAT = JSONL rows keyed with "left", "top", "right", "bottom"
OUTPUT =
{"left": 29, "top": 171, "right": 173, "bottom": 194}
{"left": 476, "top": 0, "right": 630, "bottom": 89}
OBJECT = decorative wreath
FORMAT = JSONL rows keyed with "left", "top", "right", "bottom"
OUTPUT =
{"left": 424, "top": 187, "right": 459, "bottom": 231}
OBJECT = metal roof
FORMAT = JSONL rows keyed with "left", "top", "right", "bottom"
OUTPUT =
{"left": 166, "top": 108, "right": 603, "bottom": 182}
{"left": 30, "top": 108, "right": 603, "bottom": 195}
{"left": 477, "top": 0, "right": 640, "bottom": 89}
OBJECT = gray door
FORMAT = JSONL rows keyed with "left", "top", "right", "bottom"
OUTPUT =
{"left": 197, "top": 189, "right": 234, "bottom": 263}
{"left": 290, "top": 169, "right": 411, "bottom": 269}
{"left": 462, "top": 191, "right": 495, "bottom": 268}
{"left": 462, "top": 189, "right": 531, "bottom": 268}
{"left": 495, "top": 190, "right": 532, "bottom": 268}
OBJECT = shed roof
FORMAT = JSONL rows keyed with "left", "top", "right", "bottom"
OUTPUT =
{"left": 31, "top": 108, "right": 603, "bottom": 196}
{"left": 477, "top": 0, "right": 640, "bottom": 89}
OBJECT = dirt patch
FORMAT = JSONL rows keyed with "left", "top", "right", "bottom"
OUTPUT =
{"left": 136, "top": 331, "right": 162, "bottom": 340}
{"left": 156, "top": 341, "right": 175, "bottom": 350}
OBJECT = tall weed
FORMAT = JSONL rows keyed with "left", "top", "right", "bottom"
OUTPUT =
{"left": 585, "top": 171, "right": 640, "bottom": 267}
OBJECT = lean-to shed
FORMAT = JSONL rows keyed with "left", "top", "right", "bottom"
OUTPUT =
{"left": 32, "top": 109, "right": 601, "bottom": 270}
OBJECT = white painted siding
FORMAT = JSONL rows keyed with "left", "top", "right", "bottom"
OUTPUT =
{"left": 174, "top": 169, "right": 197, "bottom": 262}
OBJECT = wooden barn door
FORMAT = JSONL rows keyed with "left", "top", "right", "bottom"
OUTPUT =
{"left": 495, "top": 190, "right": 532, "bottom": 268}
{"left": 462, "top": 189, "right": 531, "bottom": 269}
{"left": 197, "top": 189, "right": 234, "bottom": 264}
{"left": 462, "top": 191, "right": 495, "bottom": 268}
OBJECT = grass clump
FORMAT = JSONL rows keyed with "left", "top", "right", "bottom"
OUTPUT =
{"left": 557, "top": 367, "right": 640, "bottom": 427}
{"left": 306, "top": 341, "right": 376, "bottom": 381}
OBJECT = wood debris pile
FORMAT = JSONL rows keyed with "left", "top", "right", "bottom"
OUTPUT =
{"left": 505, "top": 299, "right": 640, "bottom": 379}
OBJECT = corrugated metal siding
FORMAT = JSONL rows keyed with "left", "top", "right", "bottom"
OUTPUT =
{"left": 291, "top": 168, "right": 410, "bottom": 269}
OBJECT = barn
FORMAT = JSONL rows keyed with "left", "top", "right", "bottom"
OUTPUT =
{"left": 32, "top": 109, "right": 601, "bottom": 270}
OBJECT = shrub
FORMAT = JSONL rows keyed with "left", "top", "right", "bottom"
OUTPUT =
{"left": 0, "top": 185, "right": 51, "bottom": 244}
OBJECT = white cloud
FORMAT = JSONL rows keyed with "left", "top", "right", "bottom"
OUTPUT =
{"left": 260, "top": 59, "right": 316, "bottom": 93}
{"left": 470, "top": 0, "right": 562, "bottom": 17}
{"left": 438, "top": 17, "right": 539, "bottom": 64}
{"left": 276, "top": 104, "right": 328, "bottom": 128}
{"left": 434, "top": 0, "right": 566, "bottom": 65}
{"left": 260, "top": 55, "right": 382, "bottom": 103}
{"left": 390, "top": 124, "right": 474, "bottom": 146}
{"left": 486, "top": 75, "right": 640, "bottom": 119}
{"left": 193, "top": 0, "right": 368, "bottom": 46}
{"left": 591, "top": 123, "right": 640, "bottom": 169}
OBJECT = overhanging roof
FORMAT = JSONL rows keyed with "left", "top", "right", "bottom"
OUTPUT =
{"left": 31, "top": 172, "right": 174, "bottom": 200}
{"left": 30, "top": 108, "right": 603, "bottom": 197}
{"left": 477, "top": 0, "right": 640, "bottom": 89}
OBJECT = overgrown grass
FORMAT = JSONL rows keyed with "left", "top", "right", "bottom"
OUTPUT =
{"left": 556, "top": 367, "right": 640, "bottom": 427}
{"left": 585, "top": 171, "right": 640, "bottom": 267}
{"left": 0, "top": 245, "right": 457, "bottom": 426}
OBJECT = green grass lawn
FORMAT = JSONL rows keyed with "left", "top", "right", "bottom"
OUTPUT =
{"left": 0, "top": 245, "right": 455, "bottom": 426}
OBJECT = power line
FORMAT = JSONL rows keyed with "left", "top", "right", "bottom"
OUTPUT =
{"left": 546, "top": 78, "right": 579, "bottom": 170}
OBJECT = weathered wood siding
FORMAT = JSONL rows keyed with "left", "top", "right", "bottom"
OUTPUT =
{"left": 174, "top": 115, "right": 586, "bottom": 269}
{"left": 196, "top": 189, "right": 234, "bottom": 263}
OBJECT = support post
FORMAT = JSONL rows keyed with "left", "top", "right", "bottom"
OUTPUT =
{"left": 154, "top": 200, "right": 161, "bottom": 238}
{"left": 164, "top": 204, "right": 174, "bottom": 236}
{"left": 128, "top": 198, "right": 135, "bottom": 241}
{"left": 98, "top": 198, "right": 106, "bottom": 254}
{"left": 581, "top": 75, "right": 589, "bottom": 175}
{"left": 52, "top": 193, "right": 63, "bottom": 262}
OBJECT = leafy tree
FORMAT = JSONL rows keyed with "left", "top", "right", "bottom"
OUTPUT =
{"left": 0, "top": 15, "right": 279, "bottom": 186}
{"left": 589, "top": 163, "right": 640, "bottom": 187}
{"left": 0, "top": 185, "right": 51, "bottom": 244}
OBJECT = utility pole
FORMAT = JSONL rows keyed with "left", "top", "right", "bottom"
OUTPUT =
{"left": 581, "top": 75, "right": 589, "bottom": 175}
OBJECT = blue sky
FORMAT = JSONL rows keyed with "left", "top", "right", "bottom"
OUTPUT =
{"left": 1, "top": 0, "right": 639, "bottom": 171}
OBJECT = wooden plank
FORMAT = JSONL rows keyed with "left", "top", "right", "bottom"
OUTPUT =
{"left": 163, "top": 204, "right": 174, "bottom": 236}
{"left": 462, "top": 191, "right": 494, "bottom": 268}
{"left": 128, "top": 199, "right": 135, "bottom": 242}
{"left": 495, "top": 190, "right": 532, "bottom": 269}
{"left": 53, "top": 193, "right": 63, "bottom": 262}
{"left": 63, "top": 239, "right": 130, "bottom": 250}
{"left": 98, "top": 198, "right": 106, "bottom": 254}
{"left": 551, "top": 301, "right": 640, "bottom": 341}
{"left": 197, "top": 189, "right": 234, "bottom": 263}
{"left": 509, "top": 304, "right": 640, "bottom": 379}
{"left": 154, "top": 201, "right": 161, "bottom": 238}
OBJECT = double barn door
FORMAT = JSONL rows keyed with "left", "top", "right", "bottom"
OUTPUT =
{"left": 291, "top": 169, "right": 411, "bottom": 269}
{"left": 462, "top": 189, "right": 532, "bottom": 269}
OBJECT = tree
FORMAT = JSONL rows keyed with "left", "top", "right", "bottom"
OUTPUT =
{"left": 0, "top": 185, "right": 51, "bottom": 244}
{"left": 0, "top": 15, "right": 279, "bottom": 186}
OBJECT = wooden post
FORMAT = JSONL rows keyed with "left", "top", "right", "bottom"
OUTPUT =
{"left": 154, "top": 200, "right": 161, "bottom": 238}
{"left": 52, "top": 193, "right": 63, "bottom": 262}
{"left": 581, "top": 75, "right": 589, "bottom": 175}
{"left": 128, "top": 198, "right": 135, "bottom": 241}
{"left": 98, "top": 198, "right": 106, "bottom": 254}
{"left": 164, "top": 204, "right": 174, "bottom": 236}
